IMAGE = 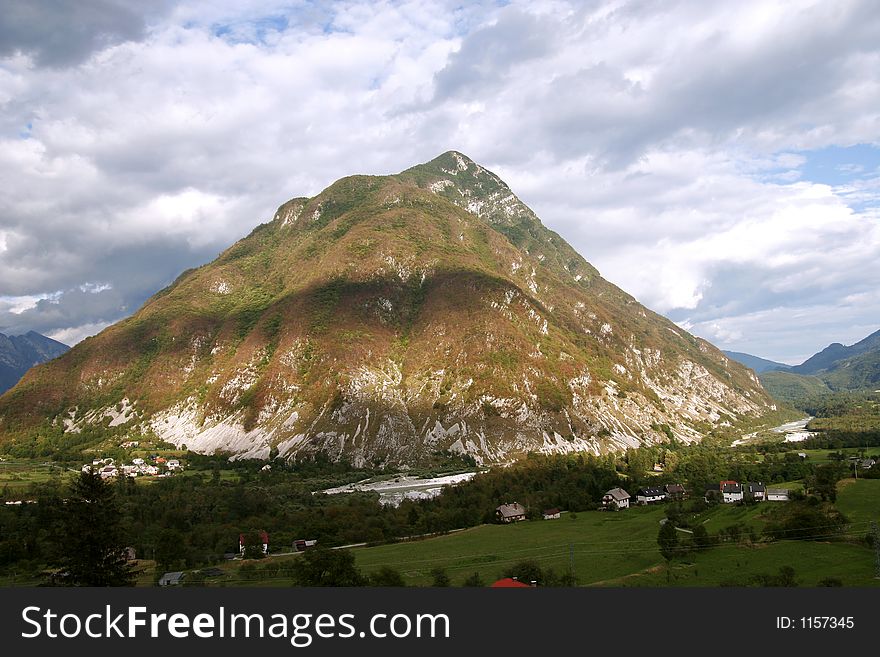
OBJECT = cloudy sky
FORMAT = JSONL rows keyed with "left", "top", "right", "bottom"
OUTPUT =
{"left": 1, "top": 0, "right": 878, "bottom": 364}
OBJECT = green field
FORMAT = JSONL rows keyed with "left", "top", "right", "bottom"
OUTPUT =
{"left": 0, "top": 459, "right": 71, "bottom": 494}
{"left": 200, "top": 502, "right": 878, "bottom": 588}
{"left": 346, "top": 504, "right": 878, "bottom": 587}
{"left": 835, "top": 478, "right": 880, "bottom": 525}
{"left": 354, "top": 507, "right": 667, "bottom": 586}
{"left": 606, "top": 540, "right": 876, "bottom": 587}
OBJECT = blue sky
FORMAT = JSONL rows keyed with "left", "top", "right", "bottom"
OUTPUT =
{"left": 0, "top": 0, "right": 878, "bottom": 364}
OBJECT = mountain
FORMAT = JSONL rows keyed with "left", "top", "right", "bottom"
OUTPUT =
{"left": 789, "top": 328, "right": 880, "bottom": 385}
{"left": 0, "top": 331, "right": 69, "bottom": 395}
{"left": 757, "top": 371, "right": 831, "bottom": 406}
{"left": 722, "top": 351, "right": 790, "bottom": 374}
{"left": 0, "top": 152, "right": 777, "bottom": 465}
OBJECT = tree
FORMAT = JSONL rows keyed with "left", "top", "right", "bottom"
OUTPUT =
{"left": 657, "top": 520, "right": 680, "bottom": 562}
{"left": 691, "top": 523, "right": 712, "bottom": 550}
{"left": 461, "top": 571, "right": 485, "bottom": 587}
{"left": 807, "top": 464, "right": 844, "bottom": 502}
{"left": 430, "top": 566, "right": 451, "bottom": 587}
{"left": 369, "top": 566, "right": 406, "bottom": 587}
{"left": 503, "top": 559, "right": 544, "bottom": 586}
{"left": 290, "top": 548, "right": 364, "bottom": 586}
{"left": 155, "top": 528, "right": 187, "bottom": 570}
{"left": 46, "top": 471, "right": 135, "bottom": 586}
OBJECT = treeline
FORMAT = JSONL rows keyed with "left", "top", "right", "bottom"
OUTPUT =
{"left": 0, "top": 453, "right": 623, "bottom": 577}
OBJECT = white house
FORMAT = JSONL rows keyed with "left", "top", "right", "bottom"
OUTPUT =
{"left": 132, "top": 458, "right": 145, "bottom": 466}
{"left": 767, "top": 488, "right": 790, "bottom": 501}
{"left": 636, "top": 487, "right": 666, "bottom": 505}
{"left": 720, "top": 481, "right": 743, "bottom": 503}
{"left": 602, "top": 488, "right": 631, "bottom": 510}
{"left": 240, "top": 531, "right": 269, "bottom": 555}
{"left": 99, "top": 465, "right": 118, "bottom": 480}
{"left": 167, "top": 459, "right": 181, "bottom": 471}
{"left": 542, "top": 508, "right": 561, "bottom": 520}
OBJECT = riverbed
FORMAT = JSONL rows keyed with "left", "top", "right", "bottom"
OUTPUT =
{"left": 317, "top": 471, "right": 480, "bottom": 506}
{"left": 732, "top": 416, "right": 817, "bottom": 447}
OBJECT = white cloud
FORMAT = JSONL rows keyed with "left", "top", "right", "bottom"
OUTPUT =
{"left": 0, "top": 0, "right": 878, "bottom": 363}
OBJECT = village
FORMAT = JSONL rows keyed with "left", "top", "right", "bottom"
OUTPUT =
{"left": 82, "top": 454, "right": 183, "bottom": 480}
{"left": 494, "top": 479, "right": 792, "bottom": 523}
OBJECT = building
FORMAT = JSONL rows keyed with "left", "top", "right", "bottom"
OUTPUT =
{"left": 635, "top": 487, "right": 666, "bottom": 505}
{"left": 664, "top": 483, "right": 687, "bottom": 500}
{"left": 239, "top": 531, "right": 269, "bottom": 555}
{"left": 766, "top": 488, "right": 790, "bottom": 501}
{"left": 602, "top": 488, "right": 630, "bottom": 510}
{"left": 496, "top": 503, "right": 527, "bottom": 523}
{"left": 491, "top": 577, "right": 531, "bottom": 588}
{"left": 99, "top": 465, "right": 118, "bottom": 480}
{"left": 294, "top": 539, "right": 317, "bottom": 551}
{"left": 720, "top": 481, "right": 743, "bottom": 503}
{"left": 158, "top": 571, "right": 185, "bottom": 586}
{"left": 167, "top": 459, "right": 181, "bottom": 471}
{"left": 542, "top": 508, "right": 561, "bottom": 520}
{"left": 123, "top": 546, "right": 137, "bottom": 561}
{"left": 744, "top": 482, "right": 766, "bottom": 501}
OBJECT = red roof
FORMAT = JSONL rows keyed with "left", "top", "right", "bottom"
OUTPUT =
{"left": 239, "top": 531, "right": 269, "bottom": 545}
{"left": 491, "top": 577, "right": 531, "bottom": 588}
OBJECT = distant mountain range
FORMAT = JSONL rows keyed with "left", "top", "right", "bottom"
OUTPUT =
{"left": 725, "top": 328, "right": 880, "bottom": 401}
{"left": 721, "top": 351, "right": 790, "bottom": 374}
{"left": 0, "top": 331, "right": 69, "bottom": 395}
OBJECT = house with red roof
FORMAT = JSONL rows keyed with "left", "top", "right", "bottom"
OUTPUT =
{"left": 239, "top": 530, "right": 269, "bottom": 555}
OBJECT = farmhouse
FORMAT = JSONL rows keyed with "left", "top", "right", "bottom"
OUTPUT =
{"left": 496, "top": 503, "right": 527, "bottom": 523}
{"left": 635, "top": 487, "right": 666, "bottom": 505}
{"left": 766, "top": 488, "right": 790, "bottom": 501}
{"left": 240, "top": 531, "right": 269, "bottom": 555}
{"left": 602, "top": 488, "right": 630, "bottom": 510}
{"left": 720, "top": 481, "right": 743, "bottom": 503}
{"left": 295, "top": 539, "right": 318, "bottom": 551}
{"left": 744, "top": 482, "right": 766, "bottom": 501}
{"left": 664, "top": 483, "right": 687, "bottom": 500}
{"left": 542, "top": 508, "right": 561, "bottom": 520}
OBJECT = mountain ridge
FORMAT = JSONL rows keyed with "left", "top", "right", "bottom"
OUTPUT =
{"left": 0, "top": 331, "right": 69, "bottom": 395}
{"left": 722, "top": 351, "right": 791, "bottom": 374}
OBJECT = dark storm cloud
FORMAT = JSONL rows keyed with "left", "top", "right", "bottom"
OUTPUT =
{"left": 0, "top": 0, "right": 174, "bottom": 66}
